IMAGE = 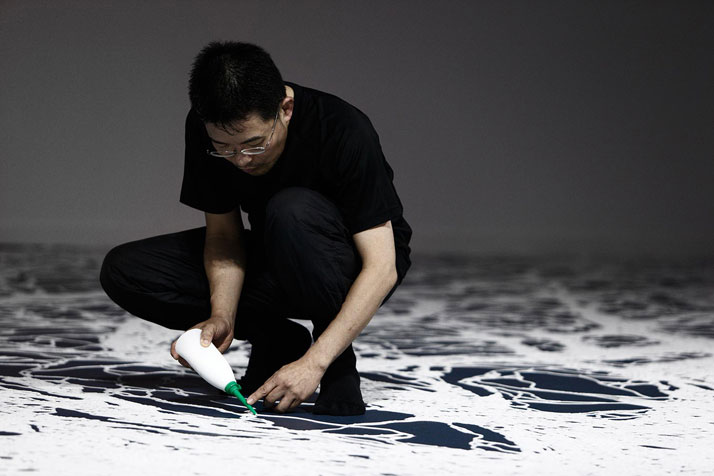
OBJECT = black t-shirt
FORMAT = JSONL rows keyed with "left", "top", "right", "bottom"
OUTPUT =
{"left": 179, "top": 82, "right": 412, "bottom": 280}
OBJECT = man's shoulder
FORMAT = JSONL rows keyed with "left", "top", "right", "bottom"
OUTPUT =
{"left": 290, "top": 82, "right": 371, "bottom": 121}
{"left": 288, "top": 81, "right": 345, "bottom": 105}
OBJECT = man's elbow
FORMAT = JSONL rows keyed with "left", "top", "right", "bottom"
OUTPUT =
{"left": 375, "top": 263, "right": 398, "bottom": 290}
{"left": 361, "top": 261, "right": 397, "bottom": 288}
{"left": 386, "top": 265, "right": 398, "bottom": 289}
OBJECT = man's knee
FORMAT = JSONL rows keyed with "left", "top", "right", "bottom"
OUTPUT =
{"left": 263, "top": 187, "right": 359, "bottom": 316}
{"left": 99, "top": 242, "right": 135, "bottom": 297}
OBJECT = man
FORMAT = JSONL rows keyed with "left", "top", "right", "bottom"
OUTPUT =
{"left": 100, "top": 41, "right": 411, "bottom": 416}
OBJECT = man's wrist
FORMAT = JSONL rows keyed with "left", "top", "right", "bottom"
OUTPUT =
{"left": 303, "top": 344, "right": 331, "bottom": 373}
{"left": 210, "top": 313, "right": 235, "bottom": 325}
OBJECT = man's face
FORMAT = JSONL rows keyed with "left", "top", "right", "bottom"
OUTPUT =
{"left": 204, "top": 111, "right": 287, "bottom": 176}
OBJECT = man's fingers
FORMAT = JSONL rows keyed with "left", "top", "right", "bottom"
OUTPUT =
{"left": 170, "top": 340, "right": 189, "bottom": 367}
{"left": 275, "top": 396, "right": 296, "bottom": 413}
{"left": 246, "top": 387, "right": 268, "bottom": 406}
{"left": 178, "top": 357, "right": 192, "bottom": 369}
{"left": 200, "top": 325, "right": 214, "bottom": 347}
{"left": 247, "top": 379, "right": 276, "bottom": 406}
{"left": 216, "top": 337, "right": 233, "bottom": 354}
{"left": 263, "top": 386, "right": 286, "bottom": 410}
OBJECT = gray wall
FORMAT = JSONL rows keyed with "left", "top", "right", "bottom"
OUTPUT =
{"left": 1, "top": 0, "right": 712, "bottom": 255}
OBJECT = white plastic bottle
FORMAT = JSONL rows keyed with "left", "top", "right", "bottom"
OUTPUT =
{"left": 175, "top": 328, "right": 256, "bottom": 414}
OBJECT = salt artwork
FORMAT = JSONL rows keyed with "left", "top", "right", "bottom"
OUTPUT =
{"left": 1, "top": 245, "right": 713, "bottom": 474}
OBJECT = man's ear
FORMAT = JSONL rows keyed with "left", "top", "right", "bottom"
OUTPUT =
{"left": 281, "top": 96, "right": 294, "bottom": 124}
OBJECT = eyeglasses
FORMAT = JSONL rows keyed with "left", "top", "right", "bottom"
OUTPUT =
{"left": 206, "top": 110, "right": 279, "bottom": 158}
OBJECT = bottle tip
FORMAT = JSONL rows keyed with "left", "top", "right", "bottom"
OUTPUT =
{"left": 224, "top": 381, "right": 256, "bottom": 414}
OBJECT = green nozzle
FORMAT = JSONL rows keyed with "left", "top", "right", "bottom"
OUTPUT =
{"left": 224, "top": 381, "right": 257, "bottom": 415}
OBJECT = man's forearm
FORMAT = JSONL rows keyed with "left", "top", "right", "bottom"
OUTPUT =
{"left": 303, "top": 264, "right": 398, "bottom": 371}
{"left": 203, "top": 234, "right": 246, "bottom": 324}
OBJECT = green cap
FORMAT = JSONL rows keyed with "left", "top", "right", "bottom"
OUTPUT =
{"left": 224, "top": 381, "right": 257, "bottom": 415}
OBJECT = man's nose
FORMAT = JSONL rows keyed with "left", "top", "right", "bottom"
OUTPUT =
{"left": 235, "top": 154, "right": 253, "bottom": 167}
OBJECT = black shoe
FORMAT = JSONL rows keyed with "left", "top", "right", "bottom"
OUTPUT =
{"left": 238, "top": 319, "right": 312, "bottom": 396}
{"left": 312, "top": 345, "right": 366, "bottom": 416}
{"left": 312, "top": 370, "right": 366, "bottom": 416}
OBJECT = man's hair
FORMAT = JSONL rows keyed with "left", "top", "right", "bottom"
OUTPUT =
{"left": 189, "top": 41, "right": 285, "bottom": 128}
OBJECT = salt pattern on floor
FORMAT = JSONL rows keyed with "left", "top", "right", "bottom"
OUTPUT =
{"left": 1, "top": 244, "right": 713, "bottom": 474}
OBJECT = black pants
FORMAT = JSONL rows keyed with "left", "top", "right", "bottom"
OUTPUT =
{"left": 100, "top": 187, "right": 399, "bottom": 377}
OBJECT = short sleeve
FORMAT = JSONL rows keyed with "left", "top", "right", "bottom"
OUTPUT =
{"left": 179, "top": 109, "right": 239, "bottom": 214}
{"left": 330, "top": 127, "right": 403, "bottom": 235}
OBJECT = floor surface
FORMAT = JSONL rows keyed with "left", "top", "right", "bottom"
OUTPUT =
{"left": 1, "top": 244, "right": 713, "bottom": 475}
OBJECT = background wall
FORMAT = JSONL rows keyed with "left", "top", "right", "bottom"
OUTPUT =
{"left": 1, "top": 0, "right": 712, "bottom": 255}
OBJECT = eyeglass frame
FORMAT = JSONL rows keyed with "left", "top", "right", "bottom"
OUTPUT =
{"left": 206, "top": 109, "right": 280, "bottom": 158}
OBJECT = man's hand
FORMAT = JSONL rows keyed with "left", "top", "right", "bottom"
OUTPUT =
{"left": 246, "top": 357, "right": 325, "bottom": 413}
{"left": 170, "top": 316, "right": 235, "bottom": 368}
